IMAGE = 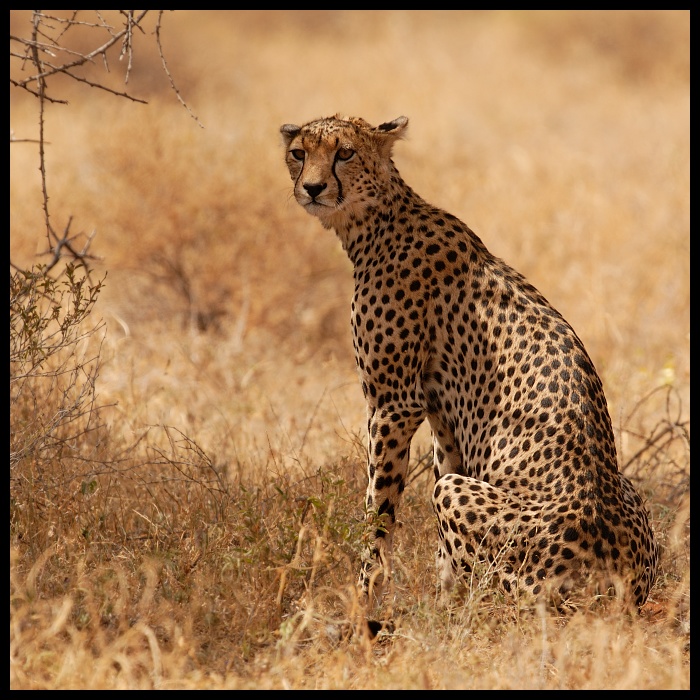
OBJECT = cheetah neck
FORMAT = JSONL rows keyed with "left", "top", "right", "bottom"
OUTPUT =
{"left": 332, "top": 176, "right": 424, "bottom": 266}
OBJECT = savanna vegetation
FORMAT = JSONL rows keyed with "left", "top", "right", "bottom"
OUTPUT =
{"left": 10, "top": 10, "right": 689, "bottom": 689}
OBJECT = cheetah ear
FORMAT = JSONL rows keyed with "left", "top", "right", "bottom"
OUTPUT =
{"left": 376, "top": 116, "right": 408, "bottom": 134}
{"left": 373, "top": 116, "right": 408, "bottom": 156}
{"left": 280, "top": 124, "right": 301, "bottom": 148}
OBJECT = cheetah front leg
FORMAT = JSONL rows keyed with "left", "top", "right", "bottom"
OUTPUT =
{"left": 358, "top": 405, "right": 424, "bottom": 608}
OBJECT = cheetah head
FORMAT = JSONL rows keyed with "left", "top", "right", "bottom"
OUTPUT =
{"left": 280, "top": 114, "right": 408, "bottom": 229}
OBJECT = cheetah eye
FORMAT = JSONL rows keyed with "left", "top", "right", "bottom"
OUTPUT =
{"left": 290, "top": 149, "right": 305, "bottom": 161}
{"left": 336, "top": 147, "right": 355, "bottom": 161}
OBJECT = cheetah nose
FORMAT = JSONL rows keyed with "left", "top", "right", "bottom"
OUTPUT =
{"left": 303, "top": 183, "right": 327, "bottom": 199}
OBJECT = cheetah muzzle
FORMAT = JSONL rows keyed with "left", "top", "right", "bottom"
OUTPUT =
{"left": 280, "top": 114, "right": 659, "bottom": 617}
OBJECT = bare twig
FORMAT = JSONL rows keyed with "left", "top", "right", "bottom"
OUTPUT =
{"left": 154, "top": 10, "right": 204, "bottom": 128}
{"left": 10, "top": 10, "right": 202, "bottom": 271}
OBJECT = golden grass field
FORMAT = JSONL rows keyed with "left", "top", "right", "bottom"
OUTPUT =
{"left": 10, "top": 10, "right": 689, "bottom": 689}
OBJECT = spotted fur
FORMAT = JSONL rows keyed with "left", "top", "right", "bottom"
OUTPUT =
{"left": 280, "top": 114, "right": 658, "bottom": 611}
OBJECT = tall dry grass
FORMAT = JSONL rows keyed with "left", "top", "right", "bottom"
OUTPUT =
{"left": 10, "top": 10, "right": 689, "bottom": 689}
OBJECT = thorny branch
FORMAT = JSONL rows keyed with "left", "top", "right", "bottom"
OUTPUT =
{"left": 10, "top": 10, "right": 201, "bottom": 279}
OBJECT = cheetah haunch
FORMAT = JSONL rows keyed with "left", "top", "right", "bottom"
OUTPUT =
{"left": 280, "top": 114, "right": 658, "bottom": 612}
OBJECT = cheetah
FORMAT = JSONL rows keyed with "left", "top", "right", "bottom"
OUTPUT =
{"left": 280, "top": 114, "right": 658, "bottom": 614}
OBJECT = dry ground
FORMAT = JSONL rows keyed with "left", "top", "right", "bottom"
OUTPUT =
{"left": 10, "top": 10, "right": 689, "bottom": 689}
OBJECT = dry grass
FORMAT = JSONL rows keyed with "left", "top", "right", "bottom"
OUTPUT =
{"left": 10, "top": 10, "right": 689, "bottom": 689}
